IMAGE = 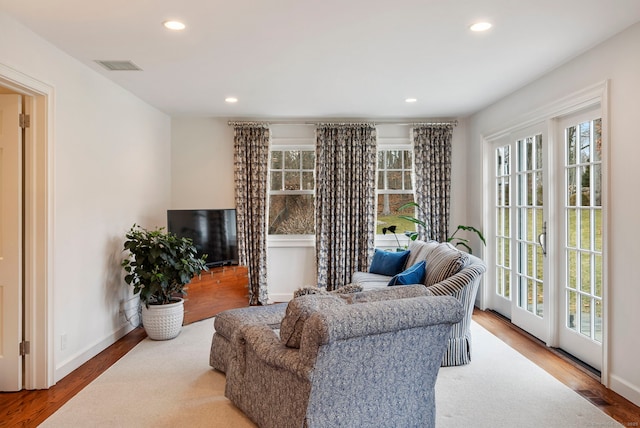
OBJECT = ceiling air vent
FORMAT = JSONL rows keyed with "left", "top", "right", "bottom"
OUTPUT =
{"left": 95, "top": 60, "right": 142, "bottom": 71}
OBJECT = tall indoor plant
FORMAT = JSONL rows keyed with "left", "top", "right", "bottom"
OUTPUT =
{"left": 398, "top": 202, "right": 486, "bottom": 253}
{"left": 122, "top": 224, "right": 208, "bottom": 340}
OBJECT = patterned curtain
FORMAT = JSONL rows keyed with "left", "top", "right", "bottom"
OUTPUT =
{"left": 233, "top": 125, "right": 270, "bottom": 305}
{"left": 412, "top": 125, "right": 454, "bottom": 242}
{"left": 315, "top": 124, "right": 377, "bottom": 290}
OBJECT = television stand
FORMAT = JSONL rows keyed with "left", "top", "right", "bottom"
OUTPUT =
{"left": 182, "top": 265, "right": 249, "bottom": 325}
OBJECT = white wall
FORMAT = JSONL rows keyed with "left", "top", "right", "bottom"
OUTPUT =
{"left": 0, "top": 12, "right": 171, "bottom": 382}
{"left": 170, "top": 118, "right": 235, "bottom": 209}
{"left": 466, "top": 22, "right": 640, "bottom": 405}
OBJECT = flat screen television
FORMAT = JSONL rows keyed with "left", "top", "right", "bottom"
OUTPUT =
{"left": 167, "top": 209, "right": 239, "bottom": 268}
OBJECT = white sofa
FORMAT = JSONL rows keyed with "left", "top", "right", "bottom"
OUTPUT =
{"left": 351, "top": 239, "right": 487, "bottom": 366}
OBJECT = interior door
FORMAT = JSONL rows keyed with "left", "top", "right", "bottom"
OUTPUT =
{"left": 0, "top": 94, "right": 23, "bottom": 391}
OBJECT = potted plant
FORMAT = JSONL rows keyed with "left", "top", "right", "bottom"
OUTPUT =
{"left": 121, "top": 224, "right": 208, "bottom": 340}
{"left": 398, "top": 202, "right": 486, "bottom": 254}
{"left": 382, "top": 225, "right": 406, "bottom": 251}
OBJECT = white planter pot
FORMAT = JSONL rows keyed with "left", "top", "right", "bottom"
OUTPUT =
{"left": 141, "top": 298, "right": 184, "bottom": 340}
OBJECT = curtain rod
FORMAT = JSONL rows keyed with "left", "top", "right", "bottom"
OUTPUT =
{"left": 227, "top": 120, "right": 458, "bottom": 127}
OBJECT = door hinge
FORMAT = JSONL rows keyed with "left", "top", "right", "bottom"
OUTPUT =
{"left": 19, "top": 113, "right": 30, "bottom": 128}
{"left": 19, "top": 341, "right": 30, "bottom": 356}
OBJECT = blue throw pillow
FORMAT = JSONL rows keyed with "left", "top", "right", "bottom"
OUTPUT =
{"left": 369, "top": 249, "right": 410, "bottom": 276}
{"left": 388, "top": 260, "right": 427, "bottom": 286}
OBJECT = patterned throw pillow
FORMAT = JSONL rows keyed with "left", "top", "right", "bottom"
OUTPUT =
{"left": 369, "top": 249, "right": 410, "bottom": 276}
{"left": 280, "top": 294, "right": 346, "bottom": 348}
{"left": 424, "top": 243, "right": 470, "bottom": 287}
{"left": 388, "top": 260, "right": 427, "bottom": 286}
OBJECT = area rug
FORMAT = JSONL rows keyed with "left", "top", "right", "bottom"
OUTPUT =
{"left": 40, "top": 318, "right": 621, "bottom": 427}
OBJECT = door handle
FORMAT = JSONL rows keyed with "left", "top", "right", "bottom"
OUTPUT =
{"left": 538, "top": 221, "right": 547, "bottom": 256}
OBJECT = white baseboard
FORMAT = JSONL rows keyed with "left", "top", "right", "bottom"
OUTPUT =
{"left": 609, "top": 373, "right": 640, "bottom": 407}
{"left": 54, "top": 322, "right": 136, "bottom": 382}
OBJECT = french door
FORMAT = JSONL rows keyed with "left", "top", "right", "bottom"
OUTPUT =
{"left": 556, "top": 110, "right": 604, "bottom": 370}
{"left": 489, "top": 108, "right": 604, "bottom": 371}
{"left": 492, "top": 124, "right": 548, "bottom": 341}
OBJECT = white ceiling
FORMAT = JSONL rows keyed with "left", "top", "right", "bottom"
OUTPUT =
{"left": 2, "top": 0, "right": 640, "bottom": 119}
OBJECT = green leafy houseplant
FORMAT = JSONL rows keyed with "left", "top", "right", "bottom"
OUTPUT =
{"left": 121, "top": 224, "right": 208, "bottom": 307}
{"left": 398, "top": 202, "right": 486, "bottom": 254}
{"left": 382, "top": 225, "right": 404, "bottom": 249}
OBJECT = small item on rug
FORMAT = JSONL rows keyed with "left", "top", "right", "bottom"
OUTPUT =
{"left": 292, "top": 283, "right": 363, "bottom": 299}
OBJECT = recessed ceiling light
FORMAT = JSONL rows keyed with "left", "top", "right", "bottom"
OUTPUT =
{"left": 225, "top": 97, "right": 238, "bottom": 103}
{"left": 163, "top": 20, "right": 186, "bottom": 31}
{"left": 470, "top": 22, "right": 492, "bottom": 32}
{"left": 405, "top": 98, "right": 417, "bottom": 103}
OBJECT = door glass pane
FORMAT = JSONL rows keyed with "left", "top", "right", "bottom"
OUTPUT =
{"left": 568, "top": 290, "right": 577, "bottom": 330}
{"left": 567, "top": 126, "right": 577, "bottom": 166}
{"left": 580, "top": 122, "right": 591, "bottom": 163}
{"left": 580, "top": 252, "right": 591, "bottom": 294}
{"left": 595, "top": 299, "right": 603, "bottom": 342}
{"left": 515, "top": 135, "right": 544, "bottom": 317}
{"left": 564, "top": 118, "right": 603, "bottom": 343}
{"left": 593, "top": 119, "right": 602, "bottom": 162}
{"left": 595, "top": 254, "right": 603, "bottom": 298}
{"left": 495, "top": 145, "right": 512, "bottom": 300}
{"left": 567, "top": 167, "right": 576, "bottom": 207}
{"left": 580, "top": 295, "right": 592, "bottom": 337}
{"left": 593, "top": 164, "right": 602, "bottom": 207}
{"left": 567, "top": 250, "right": 577, "bottom": 289}
{"left": 580, "top": 210, "right": 591, "bottom": 250}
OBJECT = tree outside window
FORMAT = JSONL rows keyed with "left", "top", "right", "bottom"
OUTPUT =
{"left": 377, "top": 149, "right": 416, "bottom": 235}
{"left": 269, "top": 149, "right": 315, "bottom": 235}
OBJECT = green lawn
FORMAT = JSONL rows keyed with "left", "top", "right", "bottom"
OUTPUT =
{"left": 376, "top": 215, "right": 416, "bottom": 237}
{"left": 514, "top": 207, "right": 602, "bottom": 340}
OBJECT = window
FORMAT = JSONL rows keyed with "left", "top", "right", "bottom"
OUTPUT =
{"left": 376, "top": 149, "right": 415, "bottom": 235}
{"left": 268, "top": 148, "right": 315, "bottom": 235}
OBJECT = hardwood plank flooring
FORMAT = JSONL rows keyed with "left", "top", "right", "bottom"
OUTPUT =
{"left": 0, "top": 327, "right": 147, "bottom": 428}
{"left": 473, "top": 308, "right": 640, "bottom": 426}
{"left": 2, "top": 309, "right": 639, "bottom": 427}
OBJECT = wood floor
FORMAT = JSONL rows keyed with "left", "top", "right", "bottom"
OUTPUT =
{"left": 2, "top": 309, "right": 639, "bottom": 427}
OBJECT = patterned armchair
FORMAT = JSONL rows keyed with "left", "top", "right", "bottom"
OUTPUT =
{"left": 224, "top": 293, "right": 464, "bottom": 428}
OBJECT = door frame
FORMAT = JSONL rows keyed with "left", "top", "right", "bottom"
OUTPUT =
{"left": 0, "top": 63, "right": 54, "bottom": 389}
{"left": 480, "top": 80, "right": 610, "bottom": 386}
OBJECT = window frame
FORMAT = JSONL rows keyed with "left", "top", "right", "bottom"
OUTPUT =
{"left": 268, "top": 144, "right": 316, "bottom": 244}
{"left": 375, "top": 143, "right": 416, "bottom": 246}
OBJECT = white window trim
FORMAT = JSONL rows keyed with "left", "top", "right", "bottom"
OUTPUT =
{"left": 376, "top": 145, "right": 415, "bottom": 240}
{"left": 268, "top": 145, "right": 315, "bottom": 239}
